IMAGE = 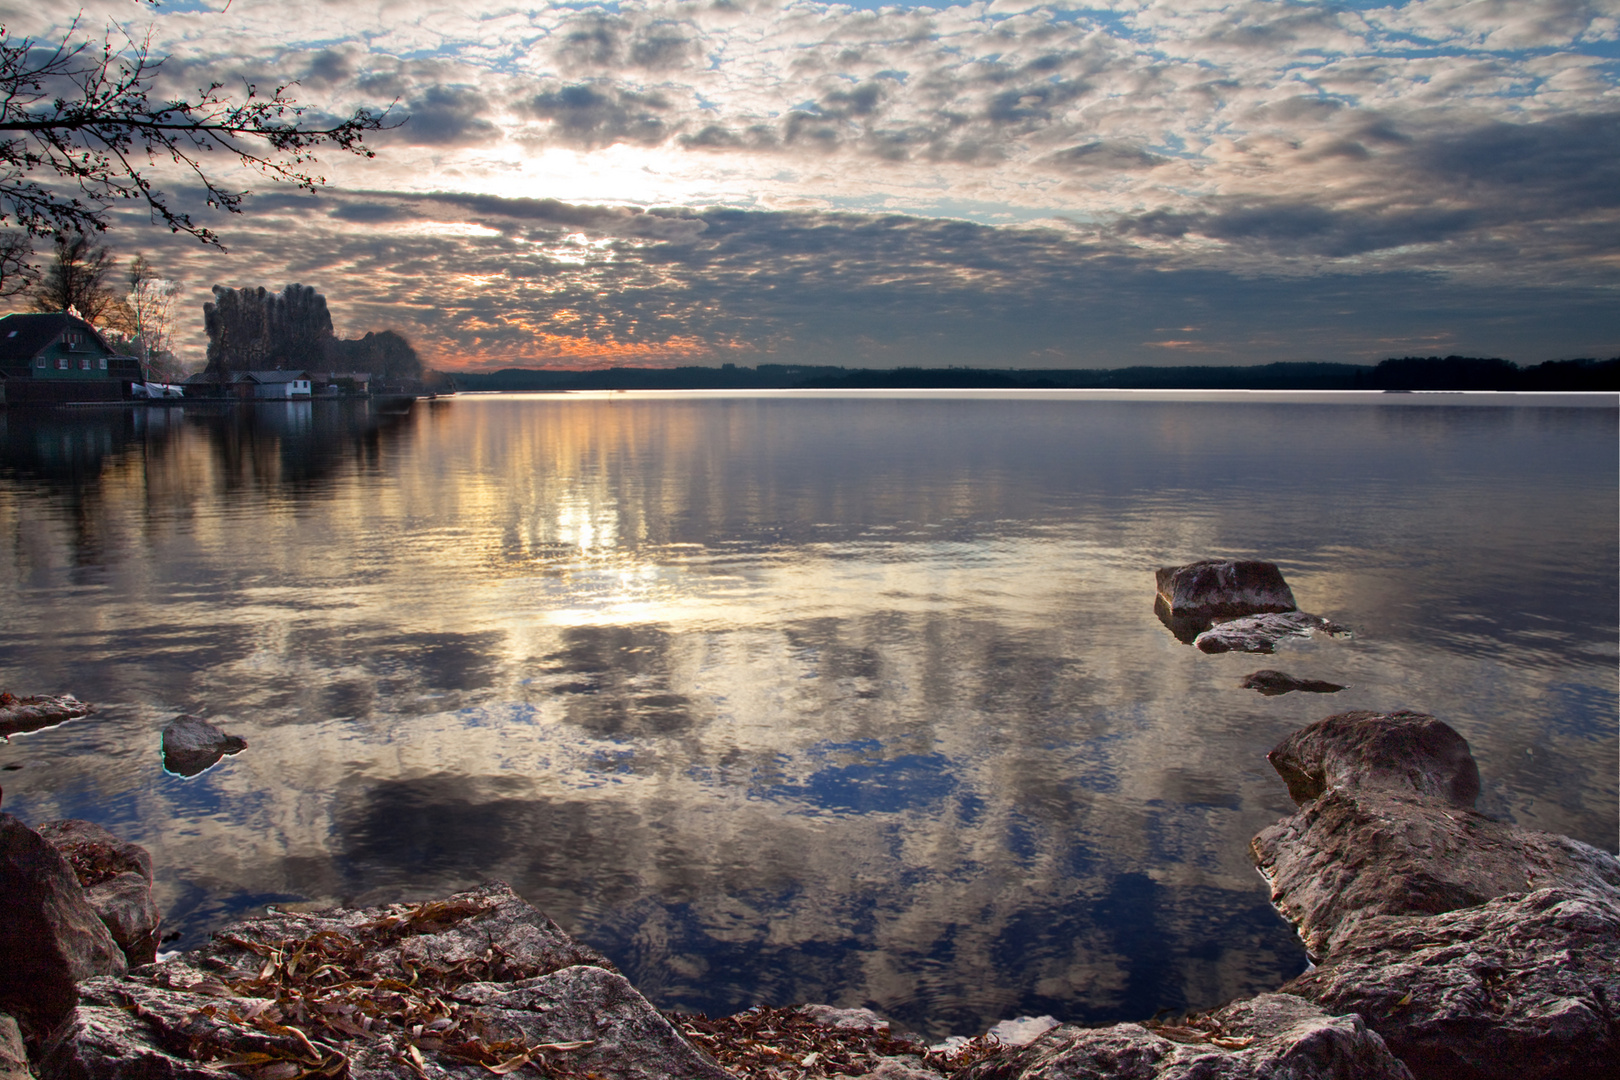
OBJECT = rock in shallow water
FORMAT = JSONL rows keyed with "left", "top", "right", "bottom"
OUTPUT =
{"left": 160, "top": 713, "right": 247, "bottom": 777}
{"left": 1194, "top": 611, "right": 1345, "bottom": 654}
{"left": 1154, "top": 560, "right": 1299, "bottom": 621}
{"left": 1265, "top": 710, "right": 1480, "bottom": 809}
{"left": 0, "top": 692, "right": 93, "bottom": 740}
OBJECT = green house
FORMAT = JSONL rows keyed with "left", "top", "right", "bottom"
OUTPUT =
{"left": 0, "top": 312, "right": 143, "bottom": 404}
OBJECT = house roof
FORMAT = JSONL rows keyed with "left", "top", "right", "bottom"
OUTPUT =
{"left": 241, "top": 370, "right": 310, "bottom": 384}
{"left": 0, "top": 312, "right": 112, "bottom": 362}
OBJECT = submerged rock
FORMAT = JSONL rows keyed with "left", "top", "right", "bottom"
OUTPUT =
{"left": 36, "top": 819, "right": 162, "bottom": 967}
{"left": 956, "top": 993, "right": 1412, "bottom": 1080}
{"left": 1241, "top": 670, "right": 1345, "bottom": 696}
{"left": 0, "top": 692, "right": 93, "bottom": 740}
{"left": 1155, "top": 560, "right": 1298, "bottom": 621}
{"left": 161, "top": 713, "right": 247, "bottom": 777}
{"left": 1252, "top": 710, "right": 1620, "bottom": 1080}
{"left": 0, "top": 813, "right": 126, "bottom": 1044}
{"left": 1194, "top": 611, "right": 1345, "bottom": 654}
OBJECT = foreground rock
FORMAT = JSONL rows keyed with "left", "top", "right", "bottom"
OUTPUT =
{"left": 1251, "top": 711, "right": 1620, "bottom": 959}
{"left": 0, "top": 813, "right": 126, "bottom": 1044}
{"left": 957, "top": 993, "right": 1411, "bottom": 1080}
{"left": 1194, "top": 611, "right": 1345, "bottom": 654}
{"left": 161, "top": 713, "right": 248, "bottom": 777}
{"left": 1252, "top": 710, "right": 1620, "bottom": 1080}
{"left": 1155, "top": 560, "right": 1298, "bottom": 621}
{"left": 0, "top": 1017, "right": 28, "bottom": 1080}
{"left": 0, "top": 692, "right": 93, "bottom": 740}
{"left": 36, "top": 819, "right": 162, "bottom": 966}
{"left": 42, "top": 881, "right": 730, "bottom": 1080}
{"left": 1286, "top": 888, "right": 1620, "bottom": 1080}
{"left": 1240, "top": 670, "right": 1344, "bottom": 696}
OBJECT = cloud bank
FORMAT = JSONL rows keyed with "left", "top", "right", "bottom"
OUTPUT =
{"left": 4, "top": 0, "right": 1616, "bottom": 367}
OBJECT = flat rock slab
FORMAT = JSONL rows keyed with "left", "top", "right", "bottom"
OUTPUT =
{"left": 41, "top": 881, "right": 729, "bottom": 1080}
{"left": 957, "top": 993, "right": 1412, "bottom": 1079}
{"left": 1194, "top": 612, "right": 1345, "bottom": 654}
{"left": 1155, "top": 560, "right": 1298, "bottom": 620}
{"left": 1241, "top": 670, "right": 1345, "bottom": 696}
{"left": 1284, "top": 888, "right": 1620, "bottom": 1080}
{"left": 0, "top": 693, "right": 92, "bottom": 740}
{"left": 161, "top": 714, "right": 248, "bottom": 777}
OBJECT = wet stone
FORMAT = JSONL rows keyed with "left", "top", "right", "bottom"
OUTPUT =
{"left": 0, "top": 692, "right": 93, "bottom": 741}
{"left": 161, "top": 714, "right": 248, "bottom": 777}
{"left": 1194, "top": 611, "right": 1346, "bottom": 654}
{"left": 1241, "top": 670, "right": 1345, "bottom": 696}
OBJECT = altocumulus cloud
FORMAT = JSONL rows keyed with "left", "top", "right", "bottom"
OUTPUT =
{"left": 8, "top": 0, "right": 1617, "bottom": 366}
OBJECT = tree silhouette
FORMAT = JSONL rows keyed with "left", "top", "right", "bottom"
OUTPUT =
{"left": 0, "top": 16, "right": 396, "bottom": 266}
{"left": 29, "top": 232, "right": 118, "bottom": 322}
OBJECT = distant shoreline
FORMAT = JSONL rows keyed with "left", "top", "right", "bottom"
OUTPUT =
{"left": 451, "top": 355, "right": 1620, "bottom": 394}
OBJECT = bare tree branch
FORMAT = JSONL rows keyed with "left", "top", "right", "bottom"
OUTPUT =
{"left": 0, "top": 16, "right": 398, "bottom": 250}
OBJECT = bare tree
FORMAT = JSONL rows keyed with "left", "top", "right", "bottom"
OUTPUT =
{"left": 126, "top": 252, "right": 180, "bottom": 377}
{"left": 0, "top": 228, "right": 33, "bottom": 295}
{"left": 0, "top": 16, "right": 396, "bottom": 266}
{"left": 30, "top": 231, "right": 119, "bottom": 321}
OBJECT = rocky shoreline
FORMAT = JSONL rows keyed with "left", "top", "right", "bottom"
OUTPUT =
{"left": 4, "top": 706, "right": 1616, "bottom": 1079}
{"left": 4, "top": 562, "right": 1616, "bottom": 1079}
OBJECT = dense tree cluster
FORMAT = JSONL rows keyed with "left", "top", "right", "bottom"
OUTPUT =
{"left": 203, "top": 283, "right": 422, "bottom": 379}
{"left": 203, "top": 284, "right": 332, "bottom": 372}
{"left": 326, "top": 329, "right": 424, "bottom": 380}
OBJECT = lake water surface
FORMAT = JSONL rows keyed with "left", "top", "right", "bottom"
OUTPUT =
{"left": 1, "top": 392, "right": 1615, "bottom": 1038}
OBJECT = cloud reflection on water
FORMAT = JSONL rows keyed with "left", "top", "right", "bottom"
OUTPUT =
{"left": 0, "top": 394, "right": 1614, "bottom": 1038}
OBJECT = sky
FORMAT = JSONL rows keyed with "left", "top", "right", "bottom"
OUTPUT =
{"left": 7, "top": 0, "right": 1620, "bottom": 370}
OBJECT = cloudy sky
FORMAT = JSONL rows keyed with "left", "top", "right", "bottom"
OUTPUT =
{"left": 9, "top": 0, "right": 1620, "bottom": 369}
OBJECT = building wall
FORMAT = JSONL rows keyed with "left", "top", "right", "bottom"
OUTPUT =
{"left": 27, "top": 332, "right": 119, "bottom": 380}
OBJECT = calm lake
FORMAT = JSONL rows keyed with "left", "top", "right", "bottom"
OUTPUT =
{"left": 1, "top": 391, "right": 1615, "bottom": 1038}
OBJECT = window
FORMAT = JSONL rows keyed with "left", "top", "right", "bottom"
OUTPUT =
{"left": 80, "top": 357, "right": 91, "bottom": 370}
{"left": 34, "top": 356, "right": 44, "bottom": 368}
{"left": 57, "top": 357, "right": 68, "bottom": 370}
{"left": 99, "top": 357, "right": 108, "bottom": 370}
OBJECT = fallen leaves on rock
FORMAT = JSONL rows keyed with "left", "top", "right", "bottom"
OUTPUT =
{"left": 168, "top": 896, "right": 608, "bottom": 1079}
{"left": 668, "top": 1005, "right": 1006, "bottom": 1078}
{"left": 1143, "top": 1011, "right": 1255, "bottom": 1050}
{"left": 53, "top": 840, "right": 135, "bottom": 888}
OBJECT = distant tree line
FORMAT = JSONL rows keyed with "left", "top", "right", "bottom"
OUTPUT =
{"left": 452, "top": 356, "right": 1619, "bottom": 393}
{"left": 202, "top": 284, "right": 424, "bottom": 382}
